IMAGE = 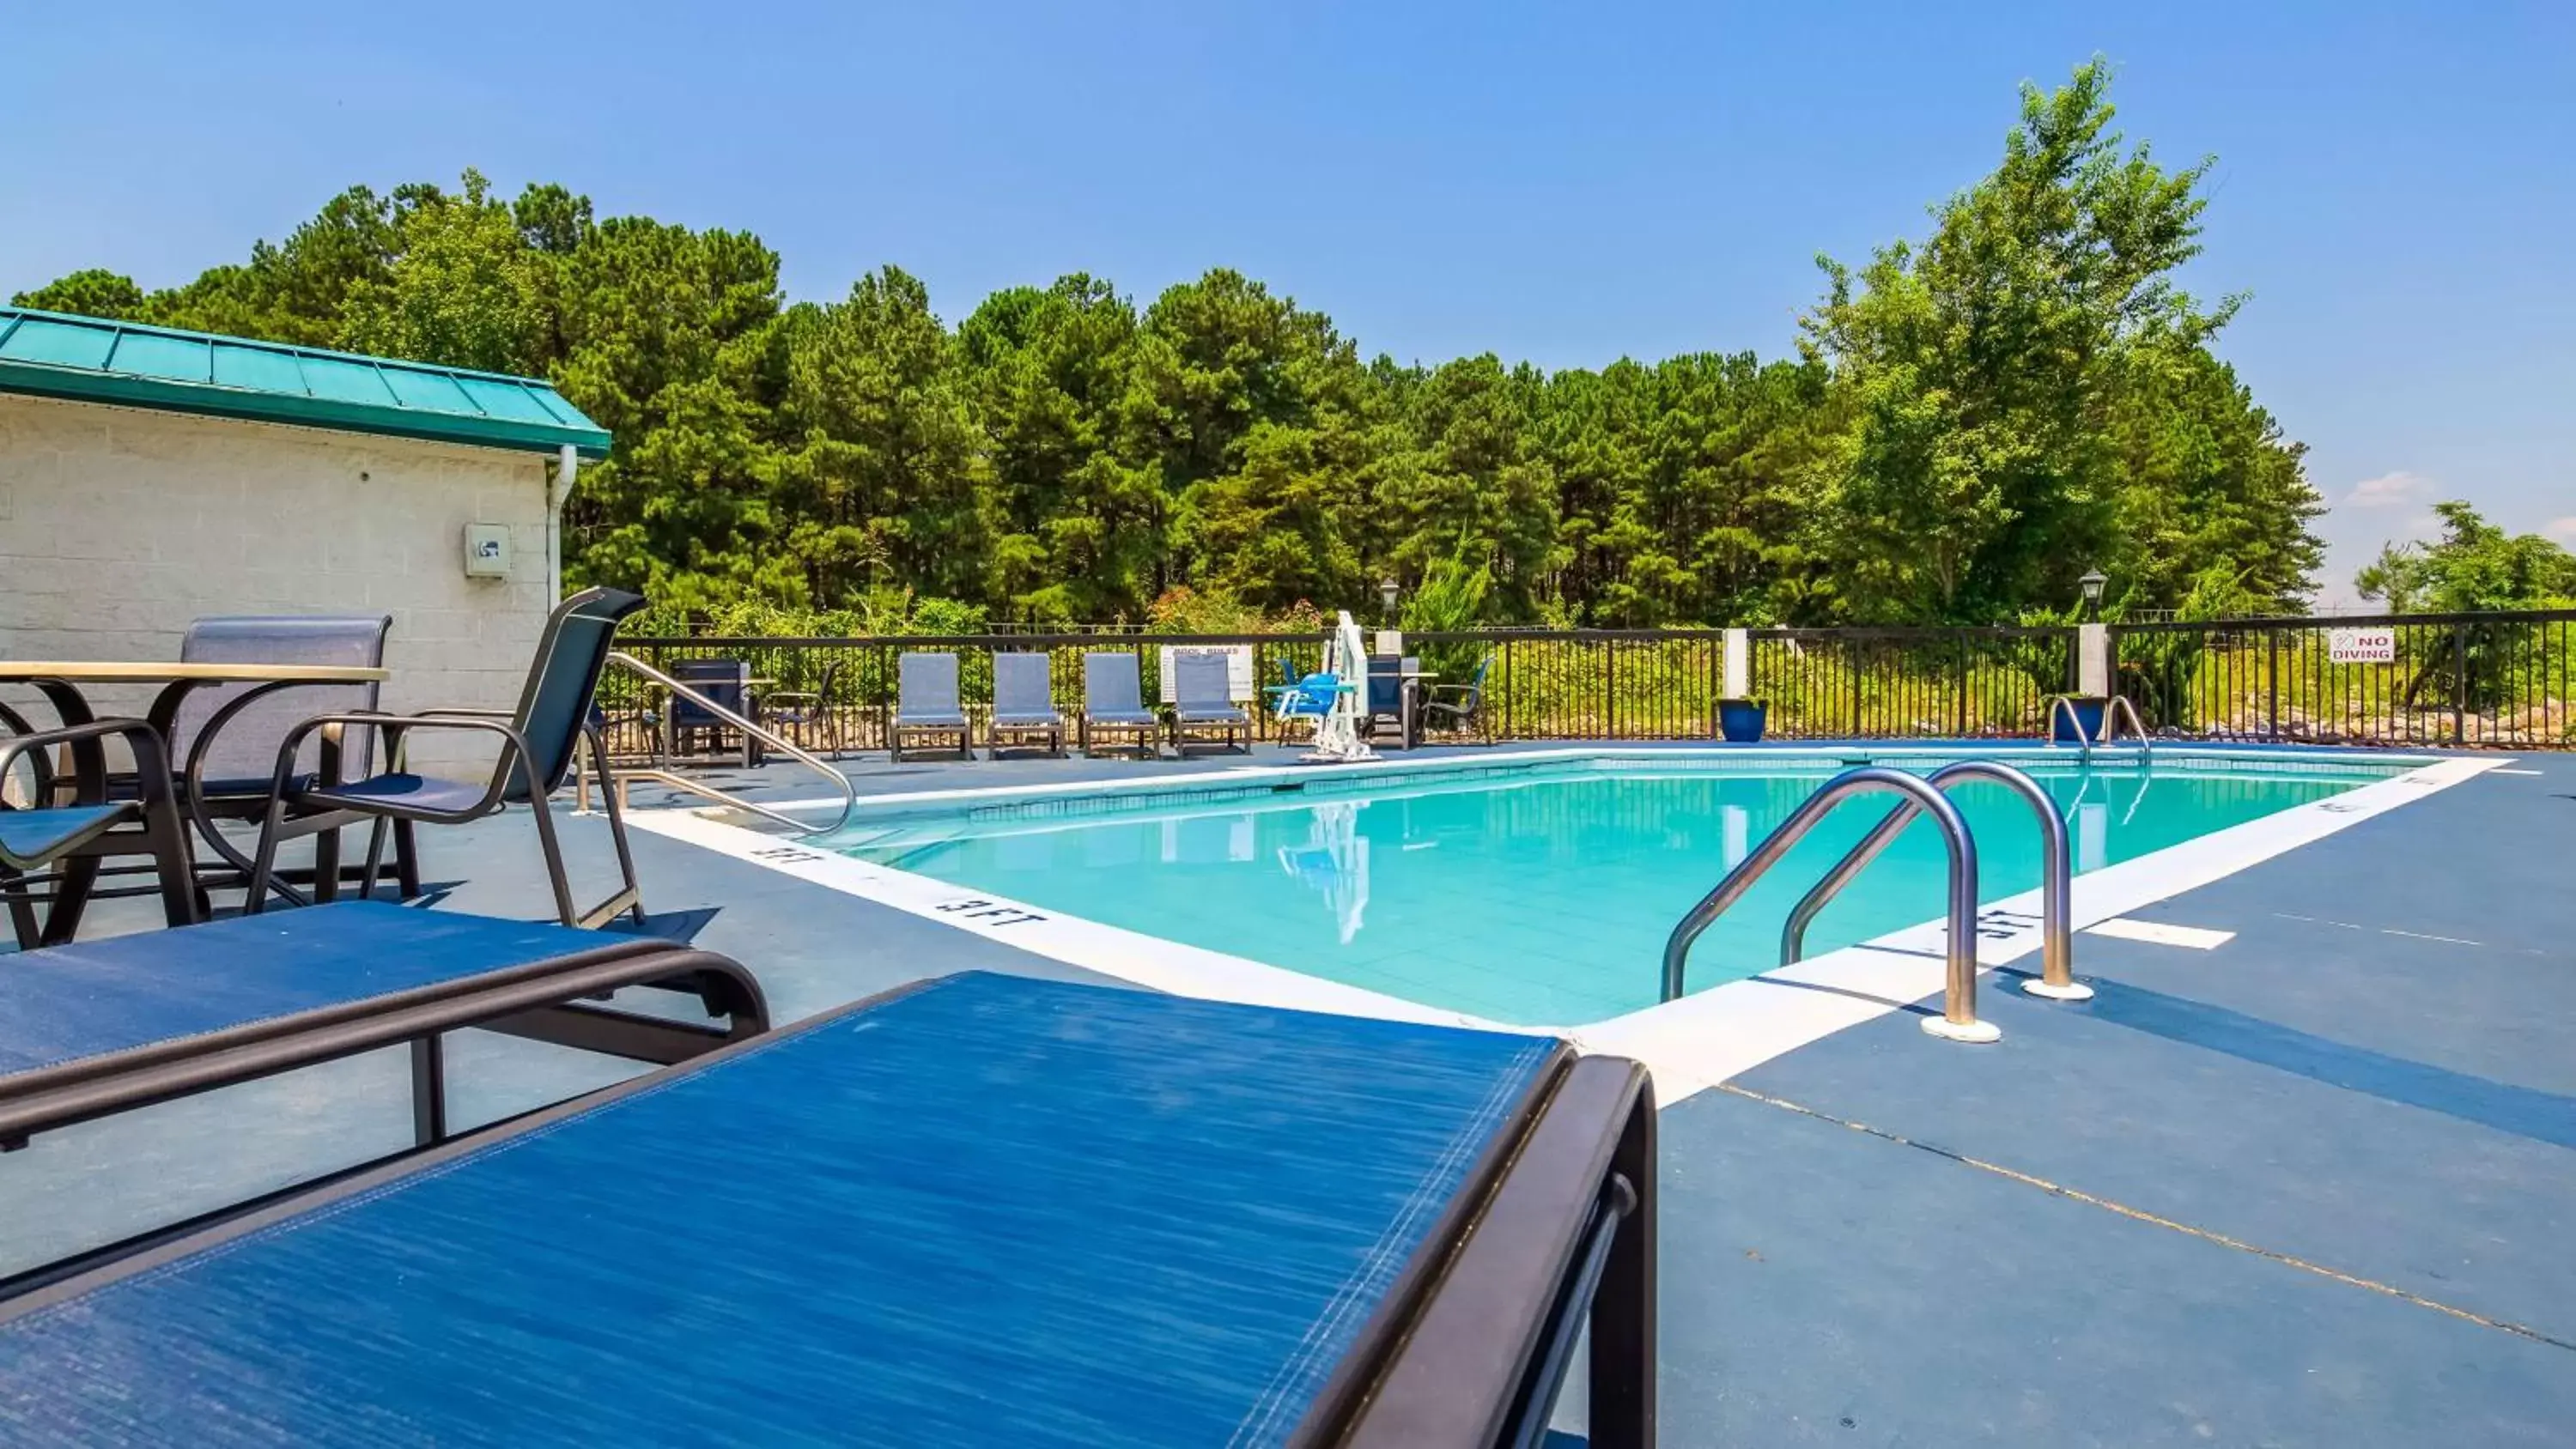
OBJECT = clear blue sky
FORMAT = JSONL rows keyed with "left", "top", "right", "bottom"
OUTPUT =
{"left": 7, "top": 1, "right": 2569, "bottom": 603}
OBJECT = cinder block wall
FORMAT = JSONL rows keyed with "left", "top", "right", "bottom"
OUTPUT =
{"left": 0, "top": 392, "right": 555, "bottom": 777}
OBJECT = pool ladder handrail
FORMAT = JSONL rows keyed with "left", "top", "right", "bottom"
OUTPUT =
{"left": 2046, "top": 694, "right": 2151, "bottom": 762}
{"left": 1780, "top": 759, "right": 2092, "bottom": 1002}
{"left": 580, "top": 652, "right": 858, "bottom": 837}
{"left": 1660, "top": 766, "right": 1999, "bottom": 1043}
{"left": 2098, "top": 695, "right": 2150, "bottom": 755}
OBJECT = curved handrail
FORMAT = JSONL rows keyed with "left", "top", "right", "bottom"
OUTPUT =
{"left": 601, "top": 652, "right": 857, "bottom": 835}
{"left": 1661, "top": 766, "right": 1995, "bottom": 1042}
{"left": 1780, "top": 760, "right": 2087, "bottom": 1001}
{"left": 2046, "top": 694, "right": 2094, "bottom": 759}
{"left": 2098, "top": 695, "right": 2150, "bottom": 754}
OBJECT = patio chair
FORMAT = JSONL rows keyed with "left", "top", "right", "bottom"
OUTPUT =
{"left": 762, "top": 658, "right": 847, "bottom": 756}
{"left": 1078, "top": 652, "right": 1162, "bottom": 758}
{"left": 0, "top": 901, "right": 766, "bottom": 1274}
{"left": 0, "top": 973, "right": 1656, "bottom": 1449}
{"left": 163, "top": 614, "right": 405, "bottom": 907}
{"left": 1363, "top": 655, "right": 1422, "bottom": 748}
{"left": 1170, "top": 652, "right": 1250, "bottom": 755}
{"left": 1421, "top": 653, "right": 1496, "bottom": 744}
{"left": 0, "top": 721, "right": 197, "bottom": 949}
{"left": 243, "top": 586, "right": 651, "bottom": 931}
{"left": 987, "top": 653, "right": 1066, "bottom": 758}
{"left": 891, "top": 652, "right": 972, "bottom": 761}
{"left": 667, "top": 658, "right": 758, "bottom": 768}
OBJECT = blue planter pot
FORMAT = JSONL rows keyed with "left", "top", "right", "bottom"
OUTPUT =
{"left": 1718, "top": 699, "right": 1767, "bottom": 743}
{"left": 2052, "top": 695, "right": 2107, "bottom": 744}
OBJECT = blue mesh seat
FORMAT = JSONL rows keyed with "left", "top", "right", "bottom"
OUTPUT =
{"left": 891, "top": 652, "right": 971, "bottom": 761}
{"left": 987, "top": 653, "right": 1065, "bottom": 757}
{"left": 1170, "top": 652, "right": 1249, "bottom": 755}
{"left": 1078, "top": 652, "right": 1162, "bottom": 759}
{"left": 245, "top": 588, "right": 650, "bottom": 930}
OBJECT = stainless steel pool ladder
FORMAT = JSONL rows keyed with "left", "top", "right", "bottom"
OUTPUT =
{"left": 1659, "top": 767, "right": 2000, "bottom": 1043}
{"left": 1780, "top": 759, "right": 2092, "bottom": 1002}
{"left": 574, "top": 652, "right": 858, "bottom": 836}
{"left": 2047, "top": 694, "right": 2151, "bottom": 761}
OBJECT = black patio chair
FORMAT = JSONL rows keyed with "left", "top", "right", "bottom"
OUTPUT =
{"left": 666, "top": 658, "right": 758, "bottom": 767}
{"left": 164, "top": 614, "right": 405, "bottom": 907}
{"left": 1422, "top": 653, "right": 1496, "bottom": 744}
{"left": 762, "top": 659, "right": 847, "bottom": 756}
{"left": 1, "top": 720, "right": 198, "bottom": 949}
{"left": 244, "top": 587, "right": 650, "bottom": 931}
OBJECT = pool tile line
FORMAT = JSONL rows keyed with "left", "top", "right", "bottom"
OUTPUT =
{"left": 628, "top": 755, "right": 2500, "bottom": 1106}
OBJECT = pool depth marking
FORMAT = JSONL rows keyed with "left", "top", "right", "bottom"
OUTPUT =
{"left": 628, "top": 751, "right": 2497, "bottom": 1105}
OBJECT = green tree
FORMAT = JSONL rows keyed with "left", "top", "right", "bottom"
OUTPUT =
{"left": 10, "top": 269, "right": 147, "bottom": 318}
{"left": 1801, "top": 58, "right": 2240, "bottom": 623}
{"left": 2356, "top": 501, "right": 2576, "bottom": 614}
{"left": 778, "top": 266, "right": 995, "bottom": 605}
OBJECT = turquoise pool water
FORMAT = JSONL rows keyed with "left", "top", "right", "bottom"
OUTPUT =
{"left": 826, "top": 757, "right": 2403, "bottom": 1025}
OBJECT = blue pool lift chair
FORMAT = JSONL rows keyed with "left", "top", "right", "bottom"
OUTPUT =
{"left": 243, "top": 587, "right": 650, "bottom": 931}
{"left": 1170, "top": 652, "right": 1251, "bottom": 755}
{"left": 0, "top": 720, "right": 198, "bottom": 949}
{"left": 1079, "top": 652, "right": 1163, "bottom": 759}
{"left": 891, "top": 652, "right": 974, "bottom": 762}
{"left": 987, "top": 652, "right": 1066, "bottom": 758}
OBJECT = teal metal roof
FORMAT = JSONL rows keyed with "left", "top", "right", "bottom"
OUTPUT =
{"left": 0, "top": 308, "right": 611, "bottom": 459}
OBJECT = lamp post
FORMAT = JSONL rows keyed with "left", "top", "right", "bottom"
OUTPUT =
{"left": 2077, "top": 568, "right": 2107, "bottom": 623}
{"left": 1378, "top": 578, "right": 1401, "bottom": 626}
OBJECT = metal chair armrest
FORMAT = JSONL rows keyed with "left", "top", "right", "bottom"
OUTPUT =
{"left": 1, "top": 719, "right": 178, "bottom": 805}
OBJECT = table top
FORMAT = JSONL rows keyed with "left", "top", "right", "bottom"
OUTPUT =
{"left": 0, "top": 662, "right": 388, "bottom": 684}
{"left": 0, "top": 972, "right": 1562, "bottom": 1446}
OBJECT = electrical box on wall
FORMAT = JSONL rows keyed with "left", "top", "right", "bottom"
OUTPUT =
{"left": 462, "top": 523, "right": 513, "bottom": 579}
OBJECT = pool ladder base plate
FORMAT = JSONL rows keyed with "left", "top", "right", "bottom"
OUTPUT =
{"left": 1921, "top": 1016, "right": 2003, "bottom": 1044}
{"left": 2020, "top": 978, "right": 2097, "bottom": 1002}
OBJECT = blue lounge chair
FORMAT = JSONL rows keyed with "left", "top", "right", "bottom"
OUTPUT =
{"left": 1170, "top": 652, "right": 1250, "bottom": 755}
{"left": 1079, "top": 652, "right": 1161, "bottom": 759}
{"left": 0, "top": 973, "right": 1653, "bottom": 1448}
{"left": 245, "top": 587, "right": 650, "bottom": 930}
{"left": 987, "top": 653, "right": 1066, "bottom": 757}
{"left": 0, "top": 721, "right": 197, "bottom": 949}
{"left": 892, "top": 652, "right": 973, "bottom": 761}
{"left": 0, "top": 901, "right": 766, "bottom": 1282}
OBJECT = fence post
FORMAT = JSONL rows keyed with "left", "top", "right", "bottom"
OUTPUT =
{"left": 1954, "top": 633, "right": 1969, "bottom": 736}
{"left": 1605, "top": 640, "right": 1618, "bottom": 740}
{"left": 2451, "top": 626, "right": 2468, "bottom": 744}
{"left": 1847, "top": 646, "right": 1862, "bottom": 737}
{"left": 2266, "top": 630, "right": 2281, "bottom": 740}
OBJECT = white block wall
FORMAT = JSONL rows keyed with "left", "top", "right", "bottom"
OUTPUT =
{"left": 0, "top": 392, "right": 557, "bottom": 777}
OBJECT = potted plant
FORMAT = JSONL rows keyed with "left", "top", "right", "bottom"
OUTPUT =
{"left": 1717, "top": 696, "right": 1768, "bottom": 743}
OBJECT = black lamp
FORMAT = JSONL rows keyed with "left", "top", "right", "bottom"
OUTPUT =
{"left": 2077, "top": 568, "right": 2107, "bottom": 622}
{"left": 1378, "top": 578, "right": 1401, "bottom": 624}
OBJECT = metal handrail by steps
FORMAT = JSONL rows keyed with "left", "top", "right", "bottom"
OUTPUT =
{"left": 1661, "top": 766, "right": 1999, "bottom": 1043}
{"left": 1779, "top": 759, "right": 2092, "bottom": 1002}
{"left": 2098, "top": 694, "right": 2151, "bottom": 754}
{"left": 581, "top": 652, "right": 857, "bottom": 836}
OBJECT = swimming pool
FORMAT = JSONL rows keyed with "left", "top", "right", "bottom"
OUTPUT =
{"left": 815, "top": 751, "right": 2413, "bottom": 1026}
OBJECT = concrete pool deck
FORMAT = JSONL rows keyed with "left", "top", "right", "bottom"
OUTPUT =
{"left": 14, "top": 741, "right": 2575, "bottom": 1443}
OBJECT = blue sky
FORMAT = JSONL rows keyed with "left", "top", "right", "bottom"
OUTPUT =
{"left": 6, "top": 2, "right": 2569, "bottom": 603}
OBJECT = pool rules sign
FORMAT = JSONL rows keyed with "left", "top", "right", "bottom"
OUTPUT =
{"left": 2327, "top": 627, "right": 2397, "bottom": 664}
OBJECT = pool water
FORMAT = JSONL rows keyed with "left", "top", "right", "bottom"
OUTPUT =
{"left": 827, "top": 760, "right": 2401, "bottom": 1025}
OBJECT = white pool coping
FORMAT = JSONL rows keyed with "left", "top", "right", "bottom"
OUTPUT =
{"left": 623, "top": 749, "right": 2500, "bottom": 1105}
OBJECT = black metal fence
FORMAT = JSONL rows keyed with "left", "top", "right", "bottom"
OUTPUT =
{"left": 605, "top": 610, "right": 2576, "bottom": 756}
{"left": 2111, "top": 609, "right": 2576, "bottom": 748}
